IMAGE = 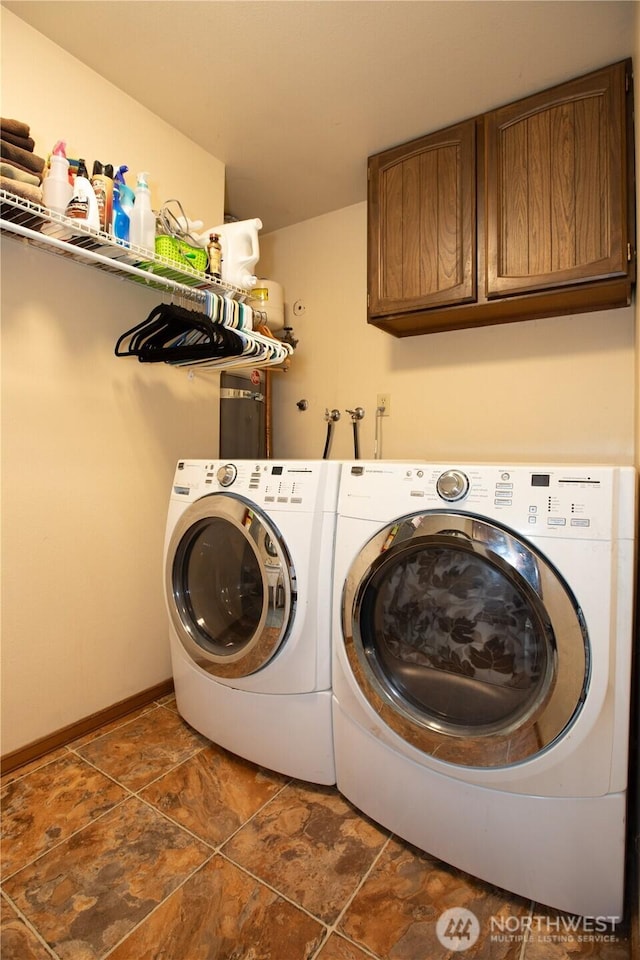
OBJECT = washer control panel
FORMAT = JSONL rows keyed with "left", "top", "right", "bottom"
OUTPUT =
{"left": 339, "top": 462, "right": 632, "bottom": 541}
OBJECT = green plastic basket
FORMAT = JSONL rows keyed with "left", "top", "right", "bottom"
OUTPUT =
{"left": 155, "top": 234, "right": 207, "bottom": 273}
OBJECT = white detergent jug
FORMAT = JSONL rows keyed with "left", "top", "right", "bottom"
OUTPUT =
{"left": 198, "top": 218, "right": 262, "bottom": 289}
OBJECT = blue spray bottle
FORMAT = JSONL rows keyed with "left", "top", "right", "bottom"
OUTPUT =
{"left": 111, "top": 165, "right": 134, "bottom": 242}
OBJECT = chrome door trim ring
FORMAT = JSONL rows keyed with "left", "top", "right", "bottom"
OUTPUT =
{"left": 166, "top": 493, "right": 296, "bottom": 678}
{"left": 342, "top": 511, "right": 588, "bottom": 768}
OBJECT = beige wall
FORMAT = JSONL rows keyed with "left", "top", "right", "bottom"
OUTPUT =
{"left": 260, "top": 205, "right": 636, "bottom": 466}
{"left": 1, "top": 11, "right": 225, "bottom": 754}
{"left": 0, "top": 11, "right": 224, "bottom": 222}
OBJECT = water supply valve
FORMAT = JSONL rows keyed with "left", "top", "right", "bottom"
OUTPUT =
{"left": 346, "top": 407, "right": 365, "bottom": 421}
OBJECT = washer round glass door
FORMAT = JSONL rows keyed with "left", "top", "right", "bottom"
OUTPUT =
{"left": 343, "top": 512, "right": 588, "bottom": 767}
{"left": 166, "top": 494, "right": 295, "bottom": 678}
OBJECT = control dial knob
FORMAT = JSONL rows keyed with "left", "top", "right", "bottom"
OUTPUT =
{"left": 217, "top": 463, "right": 237, "bottom": 487}
{"left": 436, "top": 469, "right": 469, "bottom": 502}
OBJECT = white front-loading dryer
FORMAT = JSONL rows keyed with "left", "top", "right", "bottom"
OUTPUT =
{"left": 332, "top": 461, "right": 636, "bottom": 918}
{"left": 164, "top": 459, "right": 340, "bottom": 784}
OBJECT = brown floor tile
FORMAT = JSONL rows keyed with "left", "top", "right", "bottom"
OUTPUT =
{"left": 2, "top": 705, "right": 637, "bottom": 960}
{"left": 338, "top": 837, "right": 529, "bottom": 960}
{"left": 1, "top": 748, "right": 69, "bottom": 788}
{"left": 75, "top": 704, "right": 208, "bottom": 791}
{"left": 140, "top": 743, "right": 288, "bottom": 845}
{"left": 522, "top": 908, "right": 630, "bottom": 959}
{"left": 222, "top": 780, "right": 389, "bottom": 924}
{"left": 316, "top": 932, "right": 379, "bottom": 959}
{"left": 108, "top": 854, "right": 325, "bottom": 960}
{"left": 0, "top": 896, "right": 53, "bottom": 960}
{"left": 1, "top": 753, "right": 126, "bottom": 877}
{"left": 2, "top": 796, "right": 210, "bottom": 960}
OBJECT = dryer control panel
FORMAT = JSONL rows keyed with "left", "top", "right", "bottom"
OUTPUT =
{"left": 339, "top": 462, "right": 635, "bottom": 541}
{"left": 171, "top": 459, "right": 340, "bottom": 513}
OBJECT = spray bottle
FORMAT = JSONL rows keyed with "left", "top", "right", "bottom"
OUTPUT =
{"left": 111, "top": 166, "right": 133, "bottom": 242}
{"left": 64, "top": 158, "right": 99, "bottom": 229}
{"left": 129, "top": 171, "right": 156, "bottom": 254}
{"left": 42, "top": 140, "right": 73, "bottom": 214}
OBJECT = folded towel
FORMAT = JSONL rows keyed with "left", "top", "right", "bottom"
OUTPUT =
{"left": 0, "top": 128, "right": 35, "bottom": 152}
{"left": 0, "top": 155, "right": 43, "bottom": 180}
{"left": 0, "top": 160, "right": 41, "bottom": 186}
{"left": 0, "top": 117, "right": 30, "bottom": 139}
{"left": 0, "top": 139, "right": 45, "bottom": 177}
{"left": 0, "top": 174, "right": 42, "bottom": 204}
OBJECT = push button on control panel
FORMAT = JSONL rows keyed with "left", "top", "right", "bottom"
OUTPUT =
{"left": 494, "top": 480, "right": 513, "bottom": 506}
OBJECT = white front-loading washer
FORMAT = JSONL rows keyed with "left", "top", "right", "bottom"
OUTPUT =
{"left": 164, "top": 459, "right": 340, "bottom": 784}
{"left": 332, "top": 461, "right": 636, "bottom": 919}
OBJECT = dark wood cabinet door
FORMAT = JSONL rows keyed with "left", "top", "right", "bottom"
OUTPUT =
{"left": 485, "top": 61, "right": 631, "bottom": 298}
{"left": 368, "top": 120, "right": 476, "bottom": 317}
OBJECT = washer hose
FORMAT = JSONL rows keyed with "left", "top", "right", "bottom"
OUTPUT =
{"left": 346, "top": 407, "right": 364, "bottom": 459}
{"left": 322, "top": 421, "right": 333, "bottom": 459}
{"left": 323, "top": 409, "right": 340, "bottom": 459}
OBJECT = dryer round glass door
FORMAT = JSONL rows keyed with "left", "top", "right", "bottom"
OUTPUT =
{"left": 166, "top": 494, "right": 296, "bottom": 677}
{"left": 343, "top": 512, "right": 588, "bottom": 768}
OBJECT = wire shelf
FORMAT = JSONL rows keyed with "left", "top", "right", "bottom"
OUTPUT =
{"left": 0, "top": 190, "right": 251, "bottom": 302}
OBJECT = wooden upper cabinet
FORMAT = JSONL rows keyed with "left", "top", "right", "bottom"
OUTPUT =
{"left": 368, "top": 120, "right": 476, "bottom": 316}
{"left": 485, "top": 60, "right": 630, "bottom": 297}
{"left": 368, "top": 59, "right": 635, "bottom": 338}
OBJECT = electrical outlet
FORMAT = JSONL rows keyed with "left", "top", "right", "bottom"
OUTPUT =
{"left": 377, "top": 393, "right": 390, "bottom": 416}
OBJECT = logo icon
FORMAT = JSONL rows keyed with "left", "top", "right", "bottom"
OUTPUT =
{"left": 436, "top": 907, "right": 481, "bottom": 952}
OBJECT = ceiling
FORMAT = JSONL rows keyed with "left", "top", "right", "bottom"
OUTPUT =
{"left": 2, "top": 1, "right": 636, "bottom": 233}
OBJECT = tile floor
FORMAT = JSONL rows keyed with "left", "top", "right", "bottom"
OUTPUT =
{"left": 1, "top": 695, "right": 633, "bottom": 960}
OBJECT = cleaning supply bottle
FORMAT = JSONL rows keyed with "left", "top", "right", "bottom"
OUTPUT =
{"left": 198, "top": 218, "right": 262, "bottom": 289}
{"left": 64, "top": 158, "right": 99, "bottom": 229}
{"left": 111, "top": 165, "right": 132, "bottom": 242}
{"left": 90, "top": 161, "right": 114, "bottom": 232}
{"left": 42, "top": 140, "right": 73, "bottom": 214}
{"left": 129, "top": 171, "right": 156, "bottom": 254}
{"left": 206, "top": 233, "right": 222, "bottom": 279}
